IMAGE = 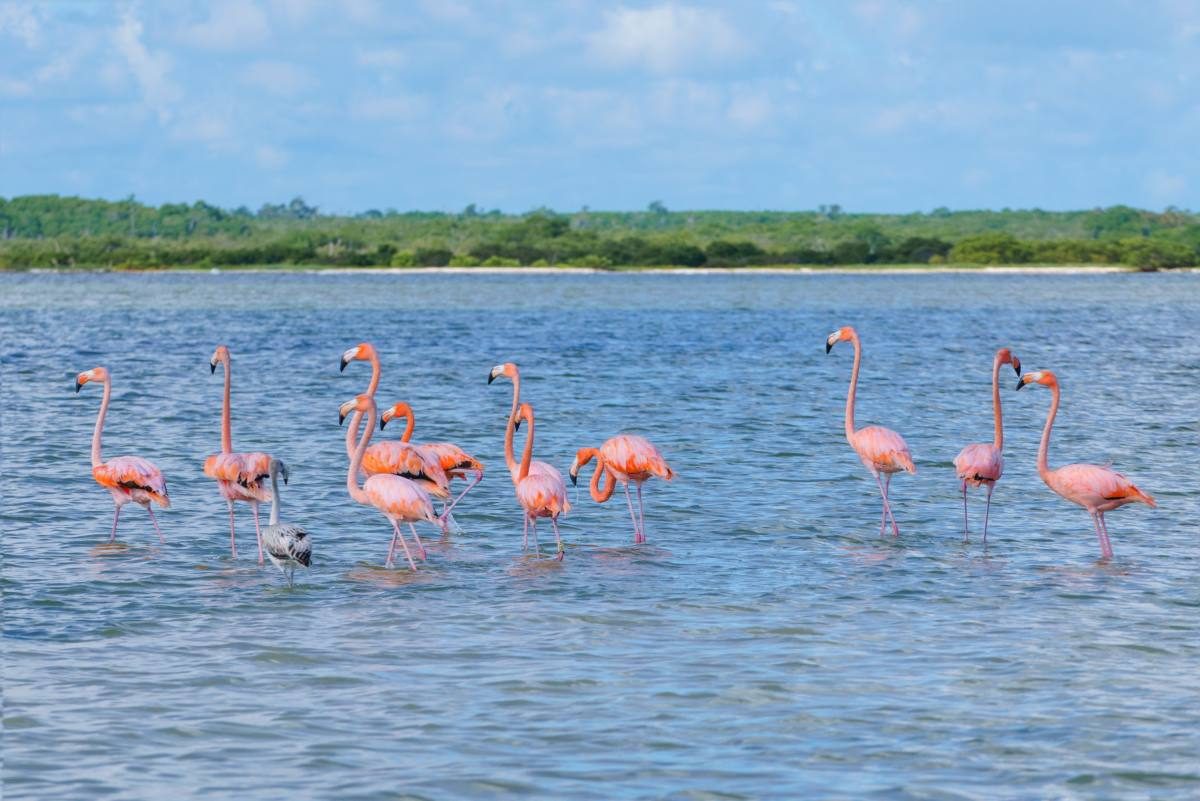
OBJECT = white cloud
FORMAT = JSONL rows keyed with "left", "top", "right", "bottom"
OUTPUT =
{"left": 727, "top": 91, "right": 771, "bottom": 129}
{"left": 171, "top": 113, "right": 233, "bottom": 146}
{"left": 182, "top": 1, "right": 270, "bottom": 50}
{"left": 349, "top": 93, "right": 429, "bottom": 121}
{"left": 255, "top": 144, "right": 289, "bottom": 168}
{"left": 0, "top": 3, "right": 40, "bottom": 48}
{"left": 267, "top": 0, "right": 318, "bottom": 24}
{"left": 356, "top": 48, "right": 406, "bottom": 70}
{"left": 1144, "top": 170, "right": 1186, "bottom": 204}
{"left": 0, "top": 75, "right": 32, "bottom": 97}
{"left": 587, "top": 4, "right": 746, "bottom": 74}
{"left": 243, "top": 60, "right": 312, "bottom": 96}
{"left": 113, "top": 9, "right": 181, "bottom": 122}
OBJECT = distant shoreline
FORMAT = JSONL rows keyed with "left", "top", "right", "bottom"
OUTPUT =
{"left": 8, "top": 263, "right": 1177, "bottom": 276}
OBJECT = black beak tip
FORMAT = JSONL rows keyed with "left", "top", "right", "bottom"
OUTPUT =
{"left": 1015, "top": 379, "right": 1025, "bottom": 391}
{"left": 339, "top": 412, "right": 347, "bottom": 426}
{"left": 514, "top": 419, "right": 521, "bottom": 431}
{"left": 570, "top": 473, "right": 578, "bottom": 486}
{"left": 825, "top": 342, "right": 833, "bottom": 354}
{"left": 1014, "top": 363, "right": 1022, "bottom": 377}
{"left": 487, "top": 372, "right": 496, "bottom": 384}
{"left": 210, "top": 362, "right": 217, "bottom": 374}
{"left": 379, "top": 417, "right": 388, "bottom": 430}
{"left": 339, "top": 359, "right": 348, "bottom": 373}
{"left": 74, "top": 380, "right": 82, "bottom": 393}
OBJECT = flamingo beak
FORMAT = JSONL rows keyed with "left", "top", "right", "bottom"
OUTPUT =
{"left": 339, "top": 410, "right": 348, "bottom": 425}
{"left": 339, "top": 356, "right": 350, "bottom": 372}
{"left": 210, "top": 360, "right": 217, "bottom": 374}
{"left": 379, "top": 415, "right": 388, "bottom": 430}
{"left": 487, "top": 370, "right": 497, "bottom": 384}
{"left": 1012, "top": 359, "right": 1022, "bottom": 376}
{"left": 1015, "top": 377, "right": 1027, "bottom": 391}
{"left": 74, "top": 379, "right": 83, "bottom": 393}
{"left": 513, "top": 418, "right": 521, "bottom": 432}
{"left": 570, "top": 471, "right": 578, "bottom": 486}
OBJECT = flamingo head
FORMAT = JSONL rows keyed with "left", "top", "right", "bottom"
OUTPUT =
{"left": 997, "top": 348, "right": 1021, "bottom": 376}
{"left": 512, "top": 401, "right": 533, "bottom": 432}
{"left": 269, "top": 457, "right": 290, "bottom": 485}
{"left": 488, "top": 362, "right": 518, "bottom": 385}
{"left": 825, "top": 326, "right": 857, "bottom": 354}
{"left": 209, "top": 344, "right": 230, "bottom": 374}
{"left": 339, "top": 393, "right": 374, "bottom": 425}
{"left": 74, "top": 366, "right": 108, "bottom": 393}
{"left": 1016, "top": 370, "right": 1057, "bottom": 392}
{"left": 379, "top": 401, "right": 413, "bottom": 430}
{"left": 340, "top": 342, "right": 376, "bottom": 372}
{"left": 568, "top": 447, "right": 599, "bottom": 486}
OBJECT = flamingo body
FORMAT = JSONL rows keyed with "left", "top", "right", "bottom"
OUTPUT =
{"left": 954, "top": 443, "right": 1003, "bottom": 486}
{"left": 598, "top": 434, "right": 675, "bottom": 482}
{"left": 1044, "top": 463, "right": 1156, "bottom": 514}
{"left": 93, "top": 455, "right": 170, "bottom": 508}
{"left": 516, "top": 465, "right": 571, "bottom": 519}
{"left": 363, "top": 473, "right": 439, "bottom": 523}
{"left": 361, "top": 441, "right": 450, "bottom": 499}
{"left": 850, "top": 425, "right": 915, "bottom": 475}
{"left": 203, "top": 451, "right": 273, "bottom": 503}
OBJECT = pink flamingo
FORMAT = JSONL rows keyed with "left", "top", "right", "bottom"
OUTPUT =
{"left": 953, "top": 347, "right": 1021, "bottom": 544}
{"left": 379, "top": 401, "right": 485, "bottom": 530}
{"left": 203, "top": 345, "right": 272, "bottom": 563}
{"left": 75, "top": 367, "right": 169, "bottom": 543}
{"left": 826, "top": 326, "right": 916, "bottom": 536}
{"left": 505, "top": 402, "right": 569, "bottom": 559}
{"left": 569, "top": 435, "right": 674, "bottom": 543}
{"left": 487, "top": 362, "right": 561, "bottom": 485}
{"left": 1016, "top": 370, "right": 1156, "bottom": 560}
{"left": 341, "top": 393, "right": 437, "bottom": 570}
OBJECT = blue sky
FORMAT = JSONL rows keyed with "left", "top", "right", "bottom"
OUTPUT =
{"left": 1, "top": 1, "right": 1197, "bottom": 213}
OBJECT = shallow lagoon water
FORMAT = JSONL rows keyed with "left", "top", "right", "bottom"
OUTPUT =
{"left": 3, "top": 271, "right": 1199, "bottom": 800}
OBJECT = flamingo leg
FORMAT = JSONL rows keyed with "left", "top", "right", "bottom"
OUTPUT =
{"left": 439, "top": 471, "right": 482, "bottom": 523}
{"left": 146, "top": 505, "right": 165, "bottom": 544}
{"left": 391, "top": 521, "right": 418, "bottom": 571}
{"left": 408, "top": 523, "right": 427, "bottom": 561}
{"left": 623, "top": 483, "right": 642, "bottom": 544}
{"left": 531, "top": 518, "right": 541, "bottom": 556}
{"left": 961, "top": 481, "right": 969, "bottom": 540}
{"left": 636, "top": 482, "right": 647, "bottom": 543}
{"left": 385, "top": 522, "right": 399, "bottom": 568}
{"left": 227, "top": 500, "right": 238, "bottom": 558}
{"left": 551, "top": 516, "right": 564, "bottom": 561}
{"left": 522, "top": 515, "right": 529, "bottom": 551}
{"left": 252, "top": 502, "right": 264, "bottom": 565}
{"left": 1097, "top": 513, "right": 1114, "bottom": 560}
{"left": 875, "top": 473, "right": 899, "bottom": 537}
{"left": 109, "top": 505, "right": 122, "bottom": 543}
{"left": 982, "top": 484, "right": 994, "bottom": 547}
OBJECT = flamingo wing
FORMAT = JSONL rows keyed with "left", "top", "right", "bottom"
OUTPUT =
{"left": 1051, "top": 464, "right": 1156, "bottom": 509}
{"left": 954, "top": 443, "right": 1003, "bottom": 484}
{"left": 601, "top": 434, "right": 674, "bottom": 480}
{"left": 516, "top": 468, "right": 570, "bottom": 516}
{"left": 203, "top": 452, "right": 243, "bottom": 482}
{"left": 363, "top": 442, "right": 450, "bottom": 497}
{"left": 263, "top": 523, "right": 312, "bottom": 567}
{"left": 419, "top": 442, "right": 484, "bottom": 474}
{"left": 363, "top": 474, "right": 437, "bottom": 521}
{"left": 852, "top": 425, "right": 916, "bottom": 474}
{"left": 95, "top": 456, "right": 169, "bottom": 506}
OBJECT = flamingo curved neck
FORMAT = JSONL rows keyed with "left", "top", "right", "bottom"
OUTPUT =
{"left": 503, "top": 376, "right": 521, "bottom": 476}
{"left": 991, "top": 353, "right": 1004, "bottom": 450}
{"left": 1037, "top": 382, "right": 1059, "bottom": 482}
{"left": 365, "top": 352, "right": 381, "bottom": 397}
{"left": 584, "top": 450, "right": 616, "bottom": 502}
{"left": 269, "top": 469, "right": 281, "bottom": 526}
{"left": 844, "top": 333, "right": 861, "bottom": 441}
{"left": 220, "top": 357, "right": 233, "bottom": 453}
{"left": 518, "top": 409, "right": 534, "bottom": 482}
{"left": 398, "top": 407, "right": 414, "bottom": 442}
{"left": 91, "top": 374, "right": 111, "bottom": 468}
{"left": 347, "top": 402, "right": 376, "bottom": 505}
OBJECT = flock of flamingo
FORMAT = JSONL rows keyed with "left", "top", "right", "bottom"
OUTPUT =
{"left": 72, "top": 327, "right": 1156, "bottom": 585}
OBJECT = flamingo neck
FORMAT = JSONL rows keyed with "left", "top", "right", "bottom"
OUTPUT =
{"left": 366, "top": 351, "right": 381, "bottom": 397}
{"left": 220, "top": 357, "right": 233, "bottom": 453}
{"left": 347, "top": 401, "right": 376, "bottom": 505}
{"left": 503, "top": 397, "right": 518, "bottom": 477}
{"left": 269, "top": 468, "right": 281, "bottom": 526}
{"left": 582, "top": 449, "right": 616, "bottom": 503}
{"left": 991, "top": 353, "right": 1004, "bottom": 451}
{"left": 1037, "top": 381, "right": 1059, "bottom": 482}
{"left": 518, "top": 407, "right": 534, "bottom": 482}
{"left": 844, "top": 333, "right": 860, "bottom": 441}
{"left": 91, "top": 374, "right": 110, "bottom": 468}
{"left": 399, "top": 407, "right": 414, "bottom": 443}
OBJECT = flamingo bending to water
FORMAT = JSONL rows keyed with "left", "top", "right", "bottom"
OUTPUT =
{"left": 380, "top": 401, "right": 484, "bottom": 530}
{"left": 341, "top": 394, "right": 437, "bottom": 570}
{"left": 203, "top": 345, "right": 273, "bottom": 563}
{"left": 260, "top": 459, "right": 311, "bottom": 587}
{"left": 825, "top": 326, "right": 916, "bottom": 536}
{"left": 569, "top": 435, "right": 674, "bottom": 544}
{"left": 953, "top": 347, "right": 1021, "bottom": 543}
{"left": 505, "top": 403, "right": 569, "bottom": 559}
{"left": 1016, "top": 370, "right": 1155, "bottom": 560}
{"left": 75, "top": 367, "right": 169, "bottom": 543}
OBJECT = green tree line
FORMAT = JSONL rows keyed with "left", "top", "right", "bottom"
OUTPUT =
{"left": 2, "top": 195, "right": 1198, "bottom": 269}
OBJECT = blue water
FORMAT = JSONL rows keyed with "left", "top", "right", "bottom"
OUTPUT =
{"left": 3, "top": 271, "right": 1198, "bottom": 800}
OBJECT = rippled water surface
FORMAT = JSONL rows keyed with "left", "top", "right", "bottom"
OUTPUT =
{"left": 3, "top": 271, "right": 1199, "bottom": 800}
